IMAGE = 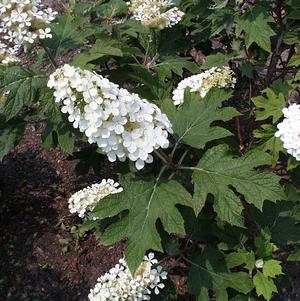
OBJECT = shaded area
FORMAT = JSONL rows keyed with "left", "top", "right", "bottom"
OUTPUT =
{"left": 0, "top": 125, "right": 123, "bottom": 300}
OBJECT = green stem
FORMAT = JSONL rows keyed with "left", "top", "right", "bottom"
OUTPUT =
{"left": 168, "top": 149, "right": 189, "bottom": 180}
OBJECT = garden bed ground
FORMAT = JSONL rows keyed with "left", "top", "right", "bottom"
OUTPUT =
{"left": 0, "top": 124, "right": 123, "bottom": 301}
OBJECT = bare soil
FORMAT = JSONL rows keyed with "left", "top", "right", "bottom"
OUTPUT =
{"left": 0, "top": 125, "right": 123, "bottom": 301}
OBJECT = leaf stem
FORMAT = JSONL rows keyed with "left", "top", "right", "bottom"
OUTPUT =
{"left": 170, "top": 140, "right": 180, "bottom": 158}
{"left": 168, "top": 149, "right": 189, "bottom": 180}
{"left": 154, "top": 149, "right": 169, "bottom": 165}
{"left": 177, "top": 166, "right": 195, "bottom": 171}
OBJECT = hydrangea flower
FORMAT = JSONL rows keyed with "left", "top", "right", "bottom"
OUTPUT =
{"left": 128, "top": 0, "right": 184, "bottom": 29}
{"left": 275, "top": 103, "right": 300, "bottom": 160}
{"left": 88, "top": 253, "right": 168, "bottom": 301}
{"left": 68, "top": 179, "right": 123, "bottom": 218}
{"left": 0, "top": 0, "right": 57, "bottom": 50}
{"left": 48, "top": 64, "right": 173, "bottom": 170}
{"left": 172, "top": 66, "right": 236, "bottom": 106}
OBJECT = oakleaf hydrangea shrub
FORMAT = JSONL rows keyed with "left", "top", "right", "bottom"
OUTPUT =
{"left": 1, "top": 0, "right": 300, "bottom": 300}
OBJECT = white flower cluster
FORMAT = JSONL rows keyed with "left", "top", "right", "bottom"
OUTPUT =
{"left": 128, "top": 0, "right": 184, "bottom": 29}
{"left": 275, "top": 103, "right": 300, "bottom": 160}
{"left": 0, "top": 0, "right": 57, "bottom": 53}
{"left": 68, "top": 179, "right": 123, "bottom": 218}
{"left": 0, "top": 42, "right": 19, "bottom": 65}
{"left": 88, "top": 253, "right": 167, "bottom": 301}
{"left": 172, "top": 66, "right": 236, "bottom": 106}
{"left": 48, "top": 64, "right": 172, "bottom": 170}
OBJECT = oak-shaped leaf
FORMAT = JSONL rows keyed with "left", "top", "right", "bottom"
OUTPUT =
{"left": 253, "top": 124, "right": 284, "bottom": 166}
{"left": 235, "top": 6, "right": 276, "bottom": 52}
{"left": 91, "top": 175, "right": 192, "bottom": 273}
{"left": 43, "top": 15, "right": 95, "bottom": 56}
{"left": 252, "top": 88, "right": 286, "bottom": 123}
{"left": 263, "top": 259, "right": 283, "bottom": 278}
{"left": 162, "top": 89, "right": 239, "bottom": 149}
{"left": 0, "top": 117, "right": 25, "bottom": 161}
{"left": 253, "top": 271, "right": 277, "bottom": 301}
{"left": 192, "top": 145, "right": 285, "bottom": 226}
{"left": 0, "top": 66, "right": 48, "bottom": 120}
{"left": 188, "top": 248, "right": 253, "bottom": 301}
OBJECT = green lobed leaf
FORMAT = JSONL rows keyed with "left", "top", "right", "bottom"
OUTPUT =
{"left": 235, "top": 6, "right": 276, "bottom": 52}
{"left": 287, "top": 248, "right": 300, "bottom": 261}
{"left": 188, "top": 248, "right": 253, "bottom": 300}
{"left": 0, "top": 66, "right": 48, "bottom": 120}
{"left": 207, "top": 7, "right": 235, "bottom": 36}
{"left": 0, "top": 117, "right": 25, "bottom": 161}
{"left": 251, "top": 200, "right": 300, "bottom": 246}
{"left": 201, "top": 53, "right": 233, "bottom": 70}
{"left": 162, "top": 89, "right": 239, "bottom": 150}
{"left": 225, "top": 250, "right": 255, "bottom": 271}
{"left": 253, "top": 271, "right": 277, "bottom": 301}
{"left": 192, "top": 145, "right": 285, "bottom": 225}
{"left": 91, "top": 175, "right": 192, "bottom": 273}
{"left": 252, "top": 88, "right": 286, "bottom": 123}
{"left": 262, "top": 259, "right": 283, "bottom": 278}
{"left": 154, "top": 57, "right": 201, "bottom": 79}
{"left": 254, "top": 228, "right": 278, "bottom": 258}
{"left": 123, "top": 64, "right": 172, "bottom": 101}
{"left": 70, "top": 37, "right": 142, "bottom": 69}
{"left": 253, "top": 124, "right": 284, "bottom": 166}
{"left": 42, "top": 101, "right": 75, "bottom": 154}
{"left": 43, "top": 15, "right": 95, "bottom": 56}
{"left": 91, "top": 0, "right": 128, "bottom": 19}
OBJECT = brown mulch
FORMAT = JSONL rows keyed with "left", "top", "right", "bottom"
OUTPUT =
{"left": 0, "top": 125, "right": 123, "bottom": 301}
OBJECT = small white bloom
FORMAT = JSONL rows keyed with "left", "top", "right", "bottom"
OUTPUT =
{"left": 128, "top": 0, "right": 184, "bottom": 29}
{"left": 88, "top": 253, "right": 167, "bottom": 301}
{"left": 172, "top": 66, "right": 236, "bottom": 106}
{"left": 255, "top": 259, "right": 264, "bottom": 269}
{"left": 68, "top": 179, "right": 123, "bottom": 218}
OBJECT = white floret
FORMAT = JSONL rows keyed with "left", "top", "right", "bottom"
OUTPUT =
{"left": 88, "top": 253, "right": 168, "bottom": 301}
{"left": 275, "top": 103, "right": 300, "bottom": 160}
{"left": 68, "top": 179, "right": 123, "bottom": 218}
{"left": 48, "top": 64, "right": 173, "bottom": 170}
{"left": 172, "top": 66, "right": 236, "bottom": 106}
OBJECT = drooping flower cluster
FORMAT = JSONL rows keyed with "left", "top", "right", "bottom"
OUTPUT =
{"left": 0, "top": 0, "right": 57, "bottom": 58}
{"left": 68, "top": 179, "right": 123, "bottom": 218}
{"left": 88, "top": 253, "right": 167, "bottom": 301}
{"left": 0, "top": 42, "right": 19, "bottom": 65}
{"left": 172, "top": 66, "right": 236, "bottom": 106}
{"left": 275, "top": 104, "right": 300, "bottom": 160}
{"left": 128, "top": 0, "right": 184, "bottom": 29}
{"left": 48, "top": 64, "right": 173, "bottom": 170}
